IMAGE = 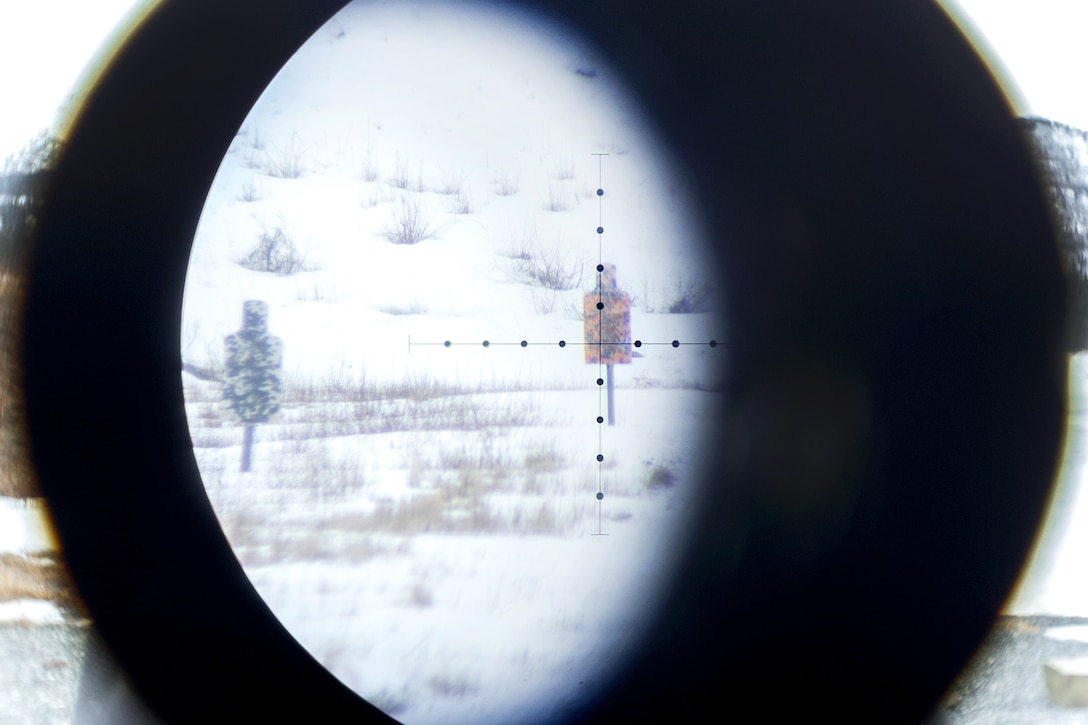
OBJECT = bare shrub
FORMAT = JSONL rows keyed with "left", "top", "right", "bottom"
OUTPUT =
{"left": 295, "top": 277, "right": 342, "bottom": 303}
{"left": 265, "top": 133, "right": 309, "bottom": 178}
{"left": 362, "top": 184, "right": 395, "bottom": 209}
{"left": 562, "top": 297, "right": 585, "bottom": 321}
{"left": 389, "top": 153, "right": 423, "bottom": 191}
{"left": 438, "top": 169, "right": 465, "bottom": 195}
{"left": 578, "top": 183, "right": 598, "bottom": 201}
{"left": 377, "top": 299, "right": 428, "bottom": 316}
{"left": 529, "top": 286, "right": 557, "bottom": 314}
{"left": 389, "top": 154, "right": 410, "bottom": 189}
{"left": 437, "top": 437, "right": 516, "bottom": 476}
{"left": 496, "top": 169, "right": 519, "bottom": 196}
{"left": 663, "top": 276, "right": 714, "bottom": 314}
{"left": 646, "top": 464, "right": 676, "bottom": 489}
{"left": 382, "top": 192, "right": 440, "bottom": 244}
{"left": 239, "top": 179, "right": 262, "bottom": 202}
{"left": 554, "top": 153, "right": 577, "bottom": 180}
{"left": 447, "top": 189, "right": 474, "bottom": 214}
{"left": 365, "top": 690, "right": 410, "bottom": 717}
{"left": 240, "top": 219, "right": 308, "bottom": 275}
{"left": 546, "top": 185, "right": 573, "bottom": 212}
{"left": 247, "top": 126, "right": 265, "bottom": 150}
{"left": 526, "top": 503, "right": 557, "bottom": 533}
{"left": 409, "top": 581, "right": 433, "bottom": 608}
{"left": 363, "top": 156, "right": 379, "bottom": 182}
{"left": 428, "top": 672, "right": 478, "bottom": 697}
{"left": 504, "top": 228, "right": 584, "bottom": 291}
{"left": 368, "top": 493, "right": 448, "bottom": 534}
{"left": 524, "top": 444, "right": 566, "bottom": 473}
{"left": 239, "top": 126, "right": 265, "bottom": 169}
{"left": 225, "top": 514, "right": 387, "bottom": 566}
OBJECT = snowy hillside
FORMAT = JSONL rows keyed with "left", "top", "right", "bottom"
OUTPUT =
{"left": 180, "top": 1, "right": 725, "bottom": 723}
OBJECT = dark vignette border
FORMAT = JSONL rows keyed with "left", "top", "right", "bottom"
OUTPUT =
{"left": 20, "top": 1, "right": 1065, "bottom": 723}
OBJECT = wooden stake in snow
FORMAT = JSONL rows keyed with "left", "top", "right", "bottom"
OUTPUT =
{"left": 584, "top": 263, "right": 631, "bottom": 425}
{"left": 223, "top": 301, "right": 282, "bottom": 472}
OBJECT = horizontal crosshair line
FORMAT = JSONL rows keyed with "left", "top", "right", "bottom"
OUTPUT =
{"left": 409, "top": 339, "right": 732, "bottom": 348}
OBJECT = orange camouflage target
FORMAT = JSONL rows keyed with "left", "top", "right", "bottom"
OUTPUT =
{"left": 584, "top": 262, "right": 632, "bottom": 365}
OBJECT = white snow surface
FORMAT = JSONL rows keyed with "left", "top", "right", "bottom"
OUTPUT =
{"left": 1047, "top": 626, "right": 1088, "bottom": 643}
{"left": 0, "top": 498, "right": 60, "bottom": 555}
{"left": 0, "top": 598, "right": 66, "bottom": 626}
{"left": 181, "top": 2, "right": 723, "bottom": 723}
{"left": 1006, "top": 353, "right": 1088, "bottom": 617}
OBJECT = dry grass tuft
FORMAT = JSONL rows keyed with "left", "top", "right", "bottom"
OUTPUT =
{"left": 0, "top": 553, "right": 87, "bottom": 616}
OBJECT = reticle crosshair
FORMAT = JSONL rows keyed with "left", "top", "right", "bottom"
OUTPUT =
{"left": 409, "top": 155, "right": 728, "bottom": 534}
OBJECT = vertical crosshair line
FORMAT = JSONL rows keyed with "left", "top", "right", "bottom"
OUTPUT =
{"left": 592, "top": 153, "right": 609, "bottom": 536}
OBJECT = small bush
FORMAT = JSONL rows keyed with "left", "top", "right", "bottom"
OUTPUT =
{"left": 554, "top": 153, "right": 577, "bottom": 180}
{"left": 409, "top": 581, "right": 433, "bottom": 608}
{"left": 365, "top": 690, "right": 409, "bottom": 717}
{"left": 529, "top": 286, "right": 558, "bottom": 314}
{"left": 496, "top": 170, "right": 519, "bottom": 196}
{"left": 382, "top": 192, "right": 440, "bottom": 244}
{"left": 524, "top": 444, "right": 565, "bottom": 473}
{"left": 447, "top": 189, "right": 474, "bottom": 215}
{"left": 362, "top": 184, "right": 394, "bottom": 209}
{"left": 546, "top": 185, "right": 573, "bottom": 212}
{"left": 239, "top": 179, "right": 262, "bottom": 202}
{"left": 504, "top": 229, "right": 584, "bottom": 291}
{"left": 428, "top": 672, "right": 478, "bottom": 697}
{"left": 377, "top": 300, "right": 428, "bottom": 316}
{"left": 295, "top": 277, "right": 342, "bottom": 302}
{"left": 438, "top": 169, "right": 465, "bottom": 196}
{"left": 237, "top": 126, "right": 265, "bottom": 166}
{"left": 663, "top": 276, "right": 714, "bottom": 314}
{"left": 389, "top": 155, "right": 409, "bottom": 189}
{"left": 363, "top": 157, "right": 379, "bottom": 182}
{"left": 389, "top": 153, "right": 423, "bottom": 191}
{"left": 247, "top": 126, "right": 265, "bottom": 150}
{"left": 240, "top": 220, "right": 308, "bottom": 275}
{"left": 265, "top": 133, "right": 309, "bottom": 178}
{"left": 646, "top": 464, "right": 676, "bottom": 489}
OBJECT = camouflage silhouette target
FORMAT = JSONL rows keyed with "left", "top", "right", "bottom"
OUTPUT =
{"left": 224, "top": 300, "right": 282, "bottom": 471}
{"left": 584, "top": 263, "right": 632, "bottom": 365}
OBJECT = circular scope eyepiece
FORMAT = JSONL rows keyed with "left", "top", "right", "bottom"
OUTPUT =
{"left": 20, "top": 1, "right": 1066, "bottom": 723}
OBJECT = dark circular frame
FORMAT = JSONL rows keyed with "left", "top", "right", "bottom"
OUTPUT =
{"left": 21, "top": 0, "right": 1066, "bottom": 722}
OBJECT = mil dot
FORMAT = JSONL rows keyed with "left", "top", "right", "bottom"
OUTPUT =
{"left": 596, "top": 188, "right": 604, "bottom": 196}
{"left": 597, "top": 416, "right": 604, "bottom": 424}
{"left": 709, "top": 340, "right": 718, "bottom": 348}
{"left": 559, "top": 340, "right": 566, "bottom": 347}
{"left": 634, "top": 340, "right": 642, "bottom": 348}
{"left": 443, "top": 340, "right": 451, "bottom": 347}
{"left": 520, "top": 340, "right": 528, "bottom": 347}
{"left": 596, "top": 226, "right": 604, "bottom": 235}
{"left": 596, "top": 454, "right": 604, "bottom": 462}
{"left": 482, "top": 340, "right": 490, "bottom": 347}
{"left": 597, "top": 378, "right": 604, "bottom": 386}
{"left": 596, "top": 492, "right": 604, "bottom": 500}
{"left": 596, "top": 264, "right": 604, "bottom": 272}
{"left": 672, "top": 340, "right": 680, "bottom": 348}
{"left": 596, "top": 301, "right": 604, "bottom": 310}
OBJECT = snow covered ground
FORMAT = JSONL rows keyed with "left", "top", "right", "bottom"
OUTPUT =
{"left": 1007, "top": 353, "right": 1088, "bottom": 618}
{"left": 180, "top": 2, "right": 723, "bottom": 723}
{"left": 0, "top": 498, "right": 59, "bottom": 556}
{"left": 0, "top": 500, "right": 67, "bottom": 627}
